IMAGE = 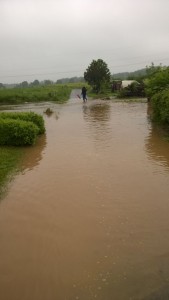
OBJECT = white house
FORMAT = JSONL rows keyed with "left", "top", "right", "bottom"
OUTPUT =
{"left": 121, "top": 80, "right": 139, "bottom": 88}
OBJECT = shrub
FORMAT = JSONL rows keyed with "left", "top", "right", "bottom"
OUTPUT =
{"left": 0, "top": 118, "right": 39, "bottom": 146}
{"left": 0, "top": 112, "right": 45, "bottom": 134}
{"left": 118, "top": 82, "right": 145, "bottom": 98}
{"left": 145, "top": 67, "right": 169, "bottom": 99}
{"left": 151, "top": 89, "right": 169, "bottom": 125}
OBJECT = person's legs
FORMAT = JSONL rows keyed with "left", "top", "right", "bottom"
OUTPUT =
{"left": 83, "top": 94, "right": 87, "bottom": 102}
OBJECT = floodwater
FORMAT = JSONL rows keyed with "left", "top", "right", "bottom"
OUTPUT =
{"left": 1, "top": 90, "right": 169, "bottom": 300}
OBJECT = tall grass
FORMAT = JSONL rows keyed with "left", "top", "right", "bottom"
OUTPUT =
{"left": 0, "top": 82, "right": 91, "bottom": 104}
{"left": 0, "top": 84, "right": 73, "bottom": 104}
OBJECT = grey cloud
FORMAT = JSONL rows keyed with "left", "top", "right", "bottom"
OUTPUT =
{"left": 0, "top": 0, "right": 169, "bottom": 83}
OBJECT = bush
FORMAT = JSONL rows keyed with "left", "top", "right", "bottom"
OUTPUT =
{"left": 0, "top": 118, "right": 39, "bottom": 146}
{"left": 118, "top": 82, "right": 145, "bottom": 98}
{"left": 151, "top": 89, "right": 169, "bottom": 125}
{"left": 0, "top": 112, "right": 45, "bottom": 134}
{"left": 145, "top": 67, "right": 169, "bottom": 99}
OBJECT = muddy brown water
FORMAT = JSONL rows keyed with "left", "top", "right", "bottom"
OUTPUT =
{"left": 1, "top": 90, "right": 169, "bottom": 300}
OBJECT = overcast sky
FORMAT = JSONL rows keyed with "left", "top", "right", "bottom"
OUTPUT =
{"left": 0, "top": 0, "right": 169, "bottom": 83}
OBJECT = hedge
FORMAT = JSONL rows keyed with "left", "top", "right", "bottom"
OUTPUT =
{"left": 0, "top": 118, "right": 39, "bottom": 146}
{"left": 0, "top": 112, "right": 45, "bottom": 134}
{"left": 151, "top": 89, "right": 169, "bottom": 125}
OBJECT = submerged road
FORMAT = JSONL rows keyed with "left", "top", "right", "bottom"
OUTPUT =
{"left": 0, "top": 92, "right": 169, "bottom": 299}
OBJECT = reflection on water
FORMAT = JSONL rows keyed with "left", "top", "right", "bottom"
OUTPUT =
{"left": 0, "top": 98, "right": 169, "bottom": 300}
{"left": 0, "top": 134, "right": 46, "bottom": 201}
{"left": 21, "top": 134, "right": 47, "bottom": 172}
{"left": 145, "top": 123, "right": 169, "bottom": 171}
{"left": 82, "top": 101, "right": 112, "bottom": 149}
{"left": 82, "top": 101, "right": 111, "bottom": 122}
{"left": 146, "top": 102, "right": 169, "bottom": 171}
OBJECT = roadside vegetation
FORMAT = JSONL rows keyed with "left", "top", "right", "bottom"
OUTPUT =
{"left": 0, "top": 112, "right": 45, "bottom": 146}
{"left": 0, "top": 84, "right": 72, "bottom": 104}
{"left": 145, "top": 65, "right": 169, "bottom": 127}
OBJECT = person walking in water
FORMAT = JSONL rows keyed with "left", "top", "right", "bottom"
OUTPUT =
{"left": 81, "top": 86, "right": 87, "bottom": 102}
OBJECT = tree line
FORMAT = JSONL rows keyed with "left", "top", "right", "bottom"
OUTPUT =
{"left": 0, "top": 77, "right": 85, "bottom": 89}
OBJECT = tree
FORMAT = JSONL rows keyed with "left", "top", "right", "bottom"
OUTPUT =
{"left": 145, "top": 66, "right": 169, "bottom": 99}
{"left": 144, "top": 65, "right": 169, "bottom": 125}
{"left": 21, "top": 81, "right": 29, "bottom": 88}
{"left": 84, "top": 59, "right": 111, "bottom": 93}
{"left": 31, "top": 79, "right": 40, "bottom": 86}
{"left": 146, "top": 62, "right": 162, "bottom": 78}
{"left": 43, "top": 79, "right": 53, "bottom": 85}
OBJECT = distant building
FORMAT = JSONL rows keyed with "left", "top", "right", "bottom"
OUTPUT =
{"left": 111, "top": 80, "right": 139, "bottom": 91}
{"left": 121, "top": 80, "right": 139, "bottom": 88}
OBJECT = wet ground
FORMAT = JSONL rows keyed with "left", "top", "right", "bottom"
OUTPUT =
{"left": 0, "top": 90, "right": 169, "bottom": 300}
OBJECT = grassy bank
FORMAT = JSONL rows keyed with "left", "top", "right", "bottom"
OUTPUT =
{"left": 0, "top": 84, "right": 73, "bottom": 104}
{"left": 0, "top": 82, "right": 94, "bottom": 105}
{"left": 0, "top": 146, "right": 22, "bottom": 198}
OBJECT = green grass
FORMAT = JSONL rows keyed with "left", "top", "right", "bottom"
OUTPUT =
{"left": 87, "top": 86, "right": 117, "bottom": 99}
{"left": 0, "top": 84, "right": 74, "bottom": 104}
{"left": 0, "top": 82, "right": 93, "bottom": 104}
{"left": 0, "top": 146, "right": 22, "bottom": 198}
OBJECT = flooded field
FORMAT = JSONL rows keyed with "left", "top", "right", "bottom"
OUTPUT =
{"left": 0, "top": 91, "right": 169, "bottom": 300}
